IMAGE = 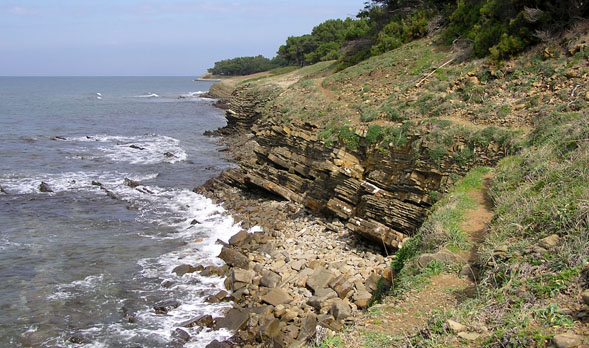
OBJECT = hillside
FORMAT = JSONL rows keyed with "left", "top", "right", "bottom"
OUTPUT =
{"left": 199, "top": 25, "right": 588, "bottom": 348}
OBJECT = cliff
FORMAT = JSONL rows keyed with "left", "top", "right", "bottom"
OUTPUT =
{"left": 199, "top": 32, "right": 588, "bottom": 347}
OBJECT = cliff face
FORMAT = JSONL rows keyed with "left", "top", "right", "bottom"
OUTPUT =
{"left": 212, "top": 85, "right": 509, "bottom": 251}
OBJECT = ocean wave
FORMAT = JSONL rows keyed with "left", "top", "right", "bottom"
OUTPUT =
{"left": 129, "top": 189, "right": 240, "bottom": 347}
{"left": 135, "top": 93, "right": 159, "bottom": 98}
{"left": 48, "top": 274, "right": 106, "bottom": 300}
{"left": 66, "top": 134, "right": 188, "bottom": 165}
{"left": 178, "top": 91, "right": 206, "bottom": 99}
{"left": 43, "top": 187, "right": 243, "bottom": 347}
{"left": 0, "top": 171, "right": 157, "bottom": 195}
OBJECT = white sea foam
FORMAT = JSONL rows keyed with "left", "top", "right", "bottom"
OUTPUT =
{"left": 116, "top": 187, "right": 241, "bottom": 347}
{"left": 179, "top": 91, "right": 206, "bottom": 99}
{"left": 135, "top": 93, "right": 159, "bottom": 98}
{"left": 6, "top": 160, "right": 246, "bottom": 347}
{"left": 45, "top": 186, "right": 243, "bottom": 347}
{"left": 0, "top": 171, "right": 156, "bottom": 195}
{"left": 48, "top": 274, "right": 106, "bottom": 300}
{"left": 64, "top": 134, "right": 187, "bottom": 164}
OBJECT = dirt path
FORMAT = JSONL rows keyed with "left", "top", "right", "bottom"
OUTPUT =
{"left": 335, "top": 174, "right": 495, "bottom": 347}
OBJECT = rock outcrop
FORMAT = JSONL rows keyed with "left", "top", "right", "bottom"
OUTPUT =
{"left": 211, "top": 84, "right": 508, "bottom": 251}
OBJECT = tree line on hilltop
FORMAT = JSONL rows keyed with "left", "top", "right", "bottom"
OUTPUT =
{"left": 208, "top": 0, "right": 588, "bottom": 76}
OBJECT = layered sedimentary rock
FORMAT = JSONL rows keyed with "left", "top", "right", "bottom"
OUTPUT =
{"left": 211, "top": 84, "right": 506, "bottom": 251}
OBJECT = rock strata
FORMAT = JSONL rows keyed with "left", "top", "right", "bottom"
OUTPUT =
{"left": 195, "top": 177, "right": 396, "bottom": 347}
{"left": 196, "top": 79, "right": 511, "bottom": 346}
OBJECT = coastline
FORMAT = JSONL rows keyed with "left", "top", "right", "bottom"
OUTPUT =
{"left": 194, "top": 91, "right": 394, "bottom": 348}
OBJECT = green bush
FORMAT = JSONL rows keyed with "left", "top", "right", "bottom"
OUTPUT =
{"left": 337, "top": 125, "right": 361, "bottom": 151}
{"left": 371, "top": 11, "right": 431, "bottom": 56}
{"left": 366, "top": 125, "right": 384, "bottom": 144}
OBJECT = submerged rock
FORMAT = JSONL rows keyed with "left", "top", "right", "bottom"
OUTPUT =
{"left": 171, "top": 328, "right": 191, "bottom": 342}
{"left": 153, "top": 299, "right": 180, "bottom": 314}
{"left": 181, "top": 314, "right": 214, "bottom": 328}
{"left": 0, "top": 185, "right": 7, "bottom": 194}
{"left": 123, "top": 178, "right": 140, "bottom": 188}
{"left": 172, "top": 264, "right": 197, "bottom": 276}
{"left": 68, "top": 334, "right": 91, "bottom": 344}
{"left": 39, "top": 182, "right": 53, "bottom": 193}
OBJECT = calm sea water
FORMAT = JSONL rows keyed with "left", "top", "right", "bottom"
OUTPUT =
{"left": 0, "top": 77, "right": 241, "bottom": 347}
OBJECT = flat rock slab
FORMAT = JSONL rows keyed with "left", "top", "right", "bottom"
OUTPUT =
{"left": 218, "top": 247, "right": 249, "bottom": 269}
{"left": 260, "top": 270, "right": 282, "bottom": 288}
{"left": 172, "top": 264, "right": 197, "bottom": 276}
{"left": 331, "top": 300, "right": 352, "bottom": 321}
{"left": 552, "top": 333, "right": 583, "bottom": 348}
{"left": 229, "top": 230, "right": 250, "bottom": 246}
{"left": 215, "top": 308, "right": 249, "bottom": 331}
{"left": 306, "top": 267, "right": 335, "bottom": 293}
{"left": 262, "top": 288, "right": 293, "bottom": 306}
{"left": 308, "top": 288, "right": 337, "bottom": 310}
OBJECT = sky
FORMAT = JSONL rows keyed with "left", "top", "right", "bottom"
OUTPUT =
{"left": 0, "top": 0, "right": 363, "bottom": 76}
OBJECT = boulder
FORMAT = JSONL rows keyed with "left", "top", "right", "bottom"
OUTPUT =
{"left": 259, "top": 318, "right": 281, "bottom": 340}
{"left": 539, "top": 234, "right": 560, "bottom": 249}
{"left": 153, "top": 299, "right": 180, "bottom": 314}
{"left": 306, "top": 267, "right": 335, "bottom": 293}
{"left": 417, "top": 250, "right": 460, "bottom": 269}
{"left": 552, "top": 333, "right": 583, "bottom": 348}
{"left": 307, "top": 288, "right": 338, "bottom": 310}
{"left": 262, "top": 288, "right": 293, "bottom": 306}
{"left": 181, "top": 314, "right": 214, "bottom": 328}
{"left": 365, "top": 273, "right": 381, "bottom": 293}
{"left": 457, "top": 332, "right": 480, "bottom": 341}
{"left": 281, "top": 309, "right": 298, "bottom": 322}
{"left": 228, "top": 230, "right": 251, "bottom": 246}
{"left": 39, "top": 182, "right": 53, "bottom": 193}
{"left": 296, "top": 313, "right": 317, "bottom": 341}
{"left": 123, "top": 178, "right": 140, "bottom": 188}
{"left": 329, "top": 275, "right": 353, "bottom": 299}
{"left": 68, "top": 334, "right": 91, "bottom": 344}
{"left": 446, "top": 319, "right": 466, "bottom": 333}
{"left": 330, "top": 300, "right": 352, "bottom": 321}
{"left": 318, "top": 314, "right": 344, "bottom": 331}
{"left": 215, "top": 308, "right": 249, "bottom": 331}
{"left": 171, "top": 328, "right": 190, "bottom": 342}
{"left": 206, "top": 340, "right": 230, "bottom": 348}
{"left": 205, "top": 295, "right": 219, "bottom": 303}
{"left": 172, "top": 264, "right": 197, "bottom": 276}
{"left": 353, "top": 290, "right": 372, "bottom": 308}
{"left": 232, "top": 269, "right": 255, "bottom": 284}
{"left": 260, "top": 270, "right": 282, "bottom": 288}
{"left": 215, "top": 290, "right": 228, "bottom": 301}
{"left": 218, "top": 247, "right": 249, "bottom": 269}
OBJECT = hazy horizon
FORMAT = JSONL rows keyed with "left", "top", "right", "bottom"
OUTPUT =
{"left": 1, "top": 1, "right": 362, "bottom": 77}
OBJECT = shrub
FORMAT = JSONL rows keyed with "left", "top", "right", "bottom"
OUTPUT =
{"left": 371, "top": 10, "right": 431, "bottom": 56}
{"left": 366, "top": 125, "right": 384, "bottom": 144}
{"left": 337, "top": 125, "right": 361, "bottom": 151}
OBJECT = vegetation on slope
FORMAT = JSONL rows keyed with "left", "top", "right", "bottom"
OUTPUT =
{"left": 208, "top": 4, "right": 588, "bottom": 346}
{"left": 209, "top": 0, "right": 587, "bottom": 75}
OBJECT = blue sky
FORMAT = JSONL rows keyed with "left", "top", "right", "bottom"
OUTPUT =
{"left": 0, "top": 1, "right": 362, "bottom": 76}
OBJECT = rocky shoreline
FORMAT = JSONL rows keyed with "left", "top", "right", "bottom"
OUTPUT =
{"left": 174, "top": 98, "right": 398, "bottom": 347}
{"left": 190, "top": 168, "right": 394, "bottom": 347}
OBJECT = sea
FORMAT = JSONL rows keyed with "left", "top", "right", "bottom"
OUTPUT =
{"left": 0, "top": 77, "right": 244, "bottom": 347}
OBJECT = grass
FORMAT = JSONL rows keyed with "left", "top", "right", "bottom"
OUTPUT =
{"left": 378, "top": 109, "right": 589, "bottom": 347}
